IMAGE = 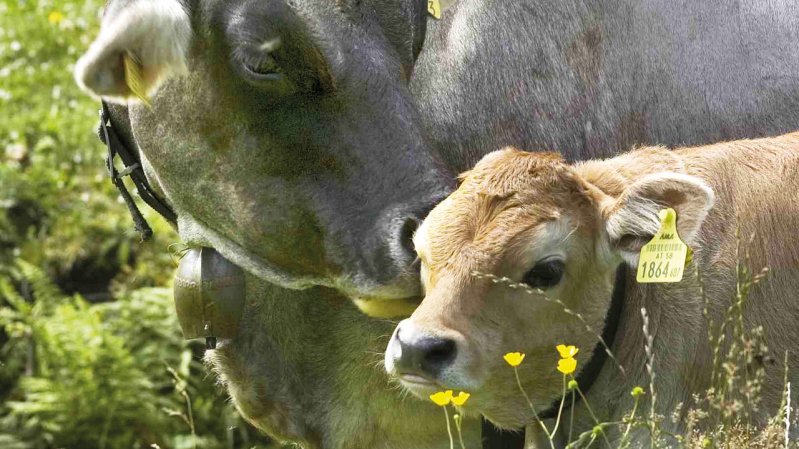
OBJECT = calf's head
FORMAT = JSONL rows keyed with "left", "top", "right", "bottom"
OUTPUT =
{"left": 75, "top": 0, "right": 448, "bottom": 317}
{"left": 385, "top": 148, "right": 714, "bottom": 427}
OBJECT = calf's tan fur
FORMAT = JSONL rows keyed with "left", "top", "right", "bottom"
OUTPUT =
{"left": 390, "top": 133, "right": 799, "bottom": 445}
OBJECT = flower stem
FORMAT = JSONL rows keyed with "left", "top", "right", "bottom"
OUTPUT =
{"left": 575, "top": 385, "right": 613, "bottom": 449}
{"left": 619, "top": 396, "right": 640, "bottom": 449}
{"left": 443, "top": 407, "right": 454, "bottom": 449}
{"left": 513, "top": 366, "right": 555, "bottom": 449}
{"left": 513, "top": 366, "right": 539, "bottom": 417}
{"left": 549, "top": 374, "right": 568, "bottom": 438}
{"left": 454, "top": 411, "right": 467, "bottom": 449}
{"left": 568, "top": 390, "right": 575, "bottom": 443}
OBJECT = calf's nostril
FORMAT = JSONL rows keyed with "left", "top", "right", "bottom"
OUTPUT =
{"left": 417, "top": 337, "right": 457, "bottom": 375}
{"left": 393, "top": 326, "right": 458, "bottom": 378}
{"left": 423, "top": 339, "right": 456, "bottom": 365}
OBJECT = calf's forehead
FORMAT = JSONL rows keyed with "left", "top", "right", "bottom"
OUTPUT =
{"left": 417, "top": 191, "right": 559, "bottom": 273}
{"left": 416, "top": 151, "right": 599, "bottom": 274}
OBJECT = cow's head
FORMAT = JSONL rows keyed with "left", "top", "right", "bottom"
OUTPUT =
{"left": 75, "top": 0, "right": 450, "bottom": 317}
{"left": 385, "top": 148, "right": 714, "bottom": 427}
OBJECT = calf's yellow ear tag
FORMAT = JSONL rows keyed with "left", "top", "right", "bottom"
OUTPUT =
{"left": 636, "top": 208, "right": 690, "bottom": 283}
{"left": 123, "top": 52, "right": 151, "bottom": 107}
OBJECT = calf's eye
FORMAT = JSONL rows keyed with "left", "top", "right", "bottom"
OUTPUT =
{"left": 522, "top": 259, "right": 565, "bottom": 289}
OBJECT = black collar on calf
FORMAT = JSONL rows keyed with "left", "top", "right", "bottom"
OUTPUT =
{"left": 481, "top": 264, "right": 627, "bottom": 449}
{"left": 98, "top": 102, "right": 177, "bottom": 239}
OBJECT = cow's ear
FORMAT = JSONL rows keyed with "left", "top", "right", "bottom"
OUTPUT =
{"left": 602, "top": 173, "right": 714, "bottom": 265}
{"left": 74, "top": 0, "right": 192, "bottom": 104}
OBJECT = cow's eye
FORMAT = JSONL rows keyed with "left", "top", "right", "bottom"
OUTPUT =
{"left": 243, "top": 54, "right": 283, "bottom": 81}
{"left": 522, "top": 259, "right": 565, "bottom": 289}
{"left": 237, "top": 50, "right": 297, "bottom": 93}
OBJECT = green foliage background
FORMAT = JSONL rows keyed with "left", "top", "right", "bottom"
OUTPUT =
{"left": 0, "top": 1, "right": 271, "bottom": 448}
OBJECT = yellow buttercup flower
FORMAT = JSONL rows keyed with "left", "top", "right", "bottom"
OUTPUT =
{"left": 430, "top": 390, "right": 453, "bottom": 406}
{"left": 557, "top": 357, "right": 577, "bottom": 375}
{"left": 556, "top": 344, "right": 579, "bottom": 359}
{"left": 451, "top": 391, "right": 471, "bottom": 406}
{"left": 48, "top": 11, "right": 64, "bottom": 24}
{"left": 503, "top": 352, "right": 526, "bottom": 367}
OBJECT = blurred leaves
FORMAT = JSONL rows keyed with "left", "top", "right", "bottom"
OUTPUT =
{"left": 0, "top": 1, "right": 271, "bottom": 448}
{"left": 0, "top": 261, "right": 269, "bottom": 449}
{"left": 0, "top": 0, "right": 175, "bottom": 292}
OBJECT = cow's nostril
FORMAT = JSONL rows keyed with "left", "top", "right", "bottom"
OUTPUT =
{"left": 398, "top": 217, "right": 419, "bottom": 257}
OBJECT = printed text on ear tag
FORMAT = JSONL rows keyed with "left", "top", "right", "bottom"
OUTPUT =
{"left": 428, "top": 0, "right": 442, "bottom": 19}
{"left": 636, "top": 208, "right": 690, "bottom": 283}
{"left": 123, "top": 52, "right": 151, "bottom": 107}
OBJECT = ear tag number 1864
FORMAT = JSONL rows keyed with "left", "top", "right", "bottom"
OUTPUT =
{"left": 636, "top": 208, "right": 691, "bottom": 283}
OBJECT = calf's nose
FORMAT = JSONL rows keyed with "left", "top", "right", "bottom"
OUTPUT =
{"left": 392, "top": 324, "right": 457, "bottom": 378}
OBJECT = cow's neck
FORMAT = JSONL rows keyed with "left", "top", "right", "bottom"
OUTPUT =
{"left": 206, "top": 277, "right": 483, "bottom": 449}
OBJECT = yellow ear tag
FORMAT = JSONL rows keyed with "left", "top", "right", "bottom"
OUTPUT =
{"left": 636, "top": 208, "right": 690, "bottom": 283}
{"left": 427, "top": 0, "right": 442, "bottom": 19}
{"left": 123, "top": 52, "right": 151, "bottom": 107}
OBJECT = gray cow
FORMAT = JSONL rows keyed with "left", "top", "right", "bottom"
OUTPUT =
{"left": 75, "top": 0, "right": 799, "bottom": 448}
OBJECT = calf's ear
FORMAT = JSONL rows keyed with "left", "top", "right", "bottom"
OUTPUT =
{"left": 603, "top": 173, "right": 715, "bottom": 265}
{"left": 74, "top": 0, "right": 192, "bottom": 104}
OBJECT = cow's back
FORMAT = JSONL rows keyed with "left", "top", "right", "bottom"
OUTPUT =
{"left": 412, "top": 0, "right": 799, "bottom": 171}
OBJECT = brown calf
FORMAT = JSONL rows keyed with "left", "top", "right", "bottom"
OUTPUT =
{"left": 385, "top": 133, "right": 799, "bottom": 445}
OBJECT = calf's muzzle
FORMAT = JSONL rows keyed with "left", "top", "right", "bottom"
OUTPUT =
{"left": 388, "top": 323, "right": 458, "bottom": 379}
